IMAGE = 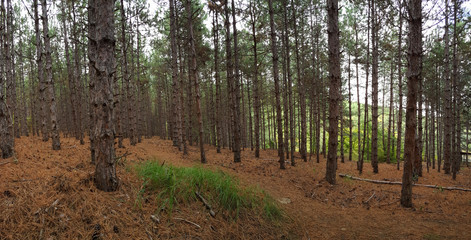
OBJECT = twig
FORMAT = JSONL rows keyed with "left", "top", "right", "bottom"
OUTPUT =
{"left": 339, "top": 174, "right": 471, "bottom": 192}
{"left": 364, "top": 192, "right": 376, "bottom": 204}
{"left": 0, "top": 161, "right": 11, "bottom": 166}
{"left": 115, "top": 151, "right": 131, "bottom": 163}
{"left": 195, "top": 191, "right": 216, "bottom": 217}
{"left": 173, "top": 217, "right": 201, "bottom": 229}
{"left": 145, "top": 228, "right": 153, "bottom": 240}
{"left": 12, "top": 178, "right": 39, "bottom": 183}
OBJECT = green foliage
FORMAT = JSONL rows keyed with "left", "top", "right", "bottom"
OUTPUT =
{"left": 135, "top": 160, "right": 283, "bottom": 221}
{"left": 423, "top": 233, "right": 442, "bottom": 240}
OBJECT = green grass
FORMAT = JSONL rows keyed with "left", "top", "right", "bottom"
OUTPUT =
{"left": 135, "top": 160, "right": 283, "bottom": 221}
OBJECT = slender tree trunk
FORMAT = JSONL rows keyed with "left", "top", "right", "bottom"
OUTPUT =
{"left": 213, "top": 9, "right": 222, "bottom": 154}
{"left": 231, "top": 0, "right": 242, "bottom": 162}
{"left": 169, "top": 0, "right": 182, "bottom": 151}
{"left": 281, "top": 9, "right": 290, "bottom": 161}
{"left": 348, "top": 54, "right": 352, "bottom": 162}
{"left": 187, "top": 0, "right": 206, "bottom": 163}
{"left": 250, "top": 0, "right": 260, "bottom": 158}
{"left": 268, "top": 0, "right": 285, "bottom": 169}
{"left": 360, "top": 0, "right": 371, "bottom": 174}
{"left": 396, "top": 0, "right": 404, "bottom": 170}
{"left": 354, "top": 20, "right": 361, "bottom": 169}
{"left": 5, "top": 0, "right": 17, "bottom": 139}
{"left": 325, "top": 0, "right": 340, "bottom": 184}
{"left": 61, "top": 1, "right": 78, "bottom": 142}
{"left": 401, "top": 0, "right": 421, "bottom": 208}
{"left": 443, "top": 0, "right": 452, "bottom": 174}
{"left": 371, "top": 0, "right": 379, "bottom": 173}
{"left": 451, "top": 0, "right": 460, "bottom": 180}
{"left": 415, "top": 73, "right": 423, "bottom": 177}
{"left": 292, "top": 0, "right": 306, "bottom": 162}
{"left": 0, "top": 0, "right": 13, "bottom": 158}
{"left": 72, "top": 2, "right": 85, "bottom": 145}
{"left": 386, "top": 60, "right": 394, "bottom": 163}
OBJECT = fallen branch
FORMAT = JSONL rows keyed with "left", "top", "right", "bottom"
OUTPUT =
{"left": 195, "top": 191, "right": 216, "bottom": 217}
{"left": 339, "top": 174, "right": 471, "bottom": 192}
{"left": 173, "top": 217, "right": 201, "bottom": 229}
{"left": 12, "top": 178, "right": 39, "bottom": 183}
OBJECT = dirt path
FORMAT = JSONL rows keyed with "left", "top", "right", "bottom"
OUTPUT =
{"left": 1, "top": 136, "right": 471, "bottom": 239}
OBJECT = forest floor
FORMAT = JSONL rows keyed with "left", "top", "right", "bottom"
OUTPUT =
{"left": 1, "top": 136, "right": 471, "bottom": 239}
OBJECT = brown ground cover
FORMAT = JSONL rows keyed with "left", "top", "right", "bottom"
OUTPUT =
{"left": 1, "top": 136, "right": 470, "bottom": 239}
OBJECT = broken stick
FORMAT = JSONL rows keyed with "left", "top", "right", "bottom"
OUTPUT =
{"left": 195, "top": 191, "right": 216, "bottom": 217}
{"left": 173, "top": 217, "right": 201, "bottom": 229}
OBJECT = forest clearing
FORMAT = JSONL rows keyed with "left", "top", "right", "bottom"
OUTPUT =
{"left": 1, "top": 0, "right": 471, "bottom": 239}
{"left": 1, "top": 137, "right": 471, "bottom": 239}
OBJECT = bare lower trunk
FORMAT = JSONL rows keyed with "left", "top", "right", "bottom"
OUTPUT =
{"left": 401, "top": 0, "right": 421, "bottom": 208}
{"left": 91, "top": 0, "right": 118, "bottom": 192}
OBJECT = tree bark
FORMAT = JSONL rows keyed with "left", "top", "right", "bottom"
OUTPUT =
{"left": 443, "top": 0, "right": 452, "bottom": 175}
{"left": 249, "top": 0, "right": 260, "bottom": 158}
{"left": 401, "top": 0, "right": 421, "bottom": 208}
{"left": 325, "top": 0, "right": 340, "bottom": 184}
{"left": 293, "top": 0, "right": 306, "bottom": 162}
{"left": 371, "top": 0, "right": 379, "bottom": 173}
{"left": 268, "top": 0, "right": 285, "bottom": 169}
{"left": 187, "top": 0, "right": 206, "bottom": 163}
{"left": 396, "top": 0, "right": 404, "bottom": 170}
{"left": 91, "top": 0, "right": 118, "bottom": 192}
{"left": 41, "top": 0, "right": 61, "bottom": 150}
{"left": 231, "top": 0, "right": 242, "bottom": 163}
{"left": 0, "top": 0, "right": 13, "bottom": 158}
{"left": 169, "top": 0, "right": 182, "bottom": 151}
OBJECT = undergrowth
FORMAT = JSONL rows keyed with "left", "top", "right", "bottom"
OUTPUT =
{"left": 135, "top": 160, "right": 283, "bottom": 221}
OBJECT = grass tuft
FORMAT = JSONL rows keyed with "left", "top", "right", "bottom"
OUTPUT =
{"left": 135, "top": 160, "right": 283, "bottom": 221}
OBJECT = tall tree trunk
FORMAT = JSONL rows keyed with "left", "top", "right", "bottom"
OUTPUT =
{"left": 451, "top": 0, "right": 460, "bottom": 180}
{"left": 187, "top": 0, "right": 206, "bottom": 163}
{"left": 72, "top": 1, "right": 84, "bottom": 145}
{"left": 293, "top": 0, "right": 306, "bottom": 162}
{"left": 401, "top": 0, "right": 421, "bottom": 208}
{"left": 443, "top": 0, "right": 452, "bottom": 175}
{"left": 371, "top": 0, "right": 379, "bottom": 173}
{"left": 5, "top": 0, "right": 17, "bottom": 139}
{"left": 213, "top": 9, "right": 222, "bottom": 154}
{"left": 386, "top": 60, "right": 394, "bottom": 163}
{"left": 41, "top": 0, "right": 61, "bottom": 150}
{"left": 250, "top": 0, "right": 260, "bottom": 158}
{"left": 268, "top": 0, "right": 285, "bottom": 169}
{"left": 281, "top": 6, "right": 290, "bottom": 161}
{"left": 231, "top": 0, "right": 242, "bottom": 162}
{"left": 61, "top": 0, "right": 79, "bottom": 142}
{"left": 360, "top": 0, "right": 371, "bottom": 174}
{"left": 325, "top": 0, "right": 340, "bottom": 184}
{"left": 396, "top": 0, "right": 404, "bottom": 170}
{"left": 348, "top": 53, "right": 352, "bottom": 162}
{"left": 0, "top": 0, "right": 13, "bottom": 158}
{"left": 88, "top": 0, "right": 97, "bottom": 163}
{"left": 169, "top": 0, "right": 182, "bottom": 151}
{"left": 415, "top": 73, "right": 423, "bottom": 177}
{"left": 91, "top": 0, "right": 118, "bottom": 192}
{"left": 354, "top": 19, "right": 361, "bottom": 170}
